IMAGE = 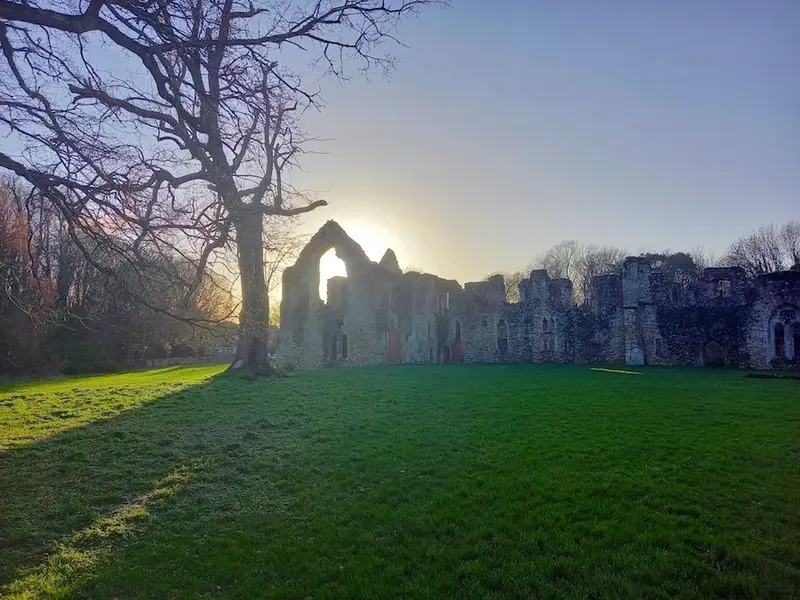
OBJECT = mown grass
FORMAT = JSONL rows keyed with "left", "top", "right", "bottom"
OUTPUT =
{"left": 1, "top": 364, "right": 798, "bottom": 599}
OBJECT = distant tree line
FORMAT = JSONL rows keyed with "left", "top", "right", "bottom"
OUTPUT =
{"left": 487, "top": 221, "right": 800, "bottom": 306}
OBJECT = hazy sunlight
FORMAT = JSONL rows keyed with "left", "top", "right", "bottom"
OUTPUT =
{"left": 318, "top": 222, "right": 409, "bottom": 302}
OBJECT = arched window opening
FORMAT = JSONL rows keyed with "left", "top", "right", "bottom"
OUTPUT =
{"left": 654, "top": 337, "right": 664, "bottom": 359}
{"left": 540, "top": 318, "right": 554, "bottom": 352}
{"left": 455, "top": 321, "right": 462, "bottom": 342}
{"left": 497, "top": 319, "right": 509, "bottom": 355}
{"left": 774, "top": 322, "right": 785, "bottom": 358}
{"left": 318, "top": 248, "right": 347, "bottom": 304}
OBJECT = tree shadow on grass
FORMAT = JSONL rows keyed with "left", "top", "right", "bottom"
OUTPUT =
{"left": 0, "top": 372, "right": 308, "bottom": 597}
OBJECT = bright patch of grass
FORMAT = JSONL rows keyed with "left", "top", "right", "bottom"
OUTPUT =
{"left": 1, "top": 365, "right": 798, "bottom": 599}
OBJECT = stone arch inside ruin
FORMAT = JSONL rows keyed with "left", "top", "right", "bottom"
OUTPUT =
{"left": 767, "top": 304, "right": 799, "bottom": 362}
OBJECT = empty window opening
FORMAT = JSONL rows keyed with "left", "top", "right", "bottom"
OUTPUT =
{"left": 318, "top": 248, "right": 347, "bottom": 304}
{"left": 541, "top": 318, "right": 555, "bottom": 352}
{"left": 497, "top": 319, "right": 509, "bottom": 355}
{"left": 542, "top": 333, "right": 554, "bottom": 352}
{"left": 792, "top": 323, "right": 800, "bottom": 360}
{"left": 341, "top": 334, "right": 348, "bottom": 359}
{"left": 655, "top": 337, "right": 664, "bottom": 359}
{"left": 455, "top": 321, "right": 462, "bottom": 342}
{"left": 717, "top": 279, "right": 731, "bottom": 298}
{"left": 441, "top": 344, "right": 450, "bottom": 363}
{"left": 774, "top": 323, "right": 785, "bottom": 358}
{"left": 330, "top": 334, "right": 338, "bottom": 361}
{"left": 446, "top": 291, "right": 451, "bottom": 310}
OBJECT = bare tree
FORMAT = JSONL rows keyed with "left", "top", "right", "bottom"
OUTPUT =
{"left": 263, "top": 218, "right": 309, "bottom": 300}
{"left": 402, "top": 265, "right": 428, "bottom": 274}
{"left": 531, "top": 241, "right": 626, "bottom": 305}
{"left": 779, "top": 222, "right": 800, "bottom": 268}
{"left": 576, "top": 245, "right": 626, "bottom": 305}
{"left": 722, "top": 222, "right": 800, "bottom": 276}
{"left": 0, "top": 0, "right": 440, "bottom": 373}
{"left": 485, "top": 271, "right": 524, "bottom": 303}
{"left": 531, "top": 240, "right": 582, "bottom": 280}
{"left": 689, "top": 246, "right": 717, "bottom": 271}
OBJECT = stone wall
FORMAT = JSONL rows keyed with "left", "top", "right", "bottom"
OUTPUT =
{"left": 277, "top": 221, "right": 800, "bottom": 372}
{"left": 742, "top": 272, "right": 800, "bottom": 370}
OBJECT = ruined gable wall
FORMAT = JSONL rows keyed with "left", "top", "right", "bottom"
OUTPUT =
{"left": 278, "top": 263, "right": 323, "bottom": 369}
{"left": 460, "top": 277, "right": 506, "bottom": 363}
{"left": 388, "top": 272, "right": 462, "bottom": 364}
{"left": 277, "top": 221, "right": 389, "bottom": 369}
{"left": 742, "top": 272, "right": 800, "bottom": 370}
{"left": 338, "top": 266, "right": 395, "bottom": 367}
{"left": 508, "top": 271, "right": 573, "bottom": 364}
{"left": 575, "top": 274, "right": 623, "bottom": 364}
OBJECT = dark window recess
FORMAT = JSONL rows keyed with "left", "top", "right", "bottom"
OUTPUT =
{"left": 455, "top": 321, "right": 462, "bottom": 341}
{"left": 341, "top": 334, "right": 348, "bottom": 359}
{"left": 497, "top": 319, "right": 509, "bottom": 355}
{"left": 793, "top": 324, "right": 800, "bottom": 360}
{"left": 542, "top": 333, "right": 554, "bottom": 352}
{"left": 655, "top": 337, "right": 664, "bottom": 358}
{"left": 774, "top": 323, "right": 785, "bottom": 357}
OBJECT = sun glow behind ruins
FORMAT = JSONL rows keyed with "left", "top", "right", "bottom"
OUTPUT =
{"left": 317, "top": 222, "right": 409, "bottom": 302}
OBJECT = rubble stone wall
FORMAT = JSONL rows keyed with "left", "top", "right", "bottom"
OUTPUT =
{"left": 277, "top": 221, "right": 800, "bottom": 372}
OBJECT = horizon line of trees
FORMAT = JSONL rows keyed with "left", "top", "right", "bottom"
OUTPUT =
{"left": 487, "top": 221, "right": 800, "bottom": 305}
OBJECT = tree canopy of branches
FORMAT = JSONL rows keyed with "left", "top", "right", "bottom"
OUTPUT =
{"left": 722, "top": 222, "right": 800, "bottom": 277}
{"left": 0, "top": 178, "right": 236, "bottom": 374}
{"left": 530, "top": 241, "right": 627, "bottom": 305}
{"left": 484, "top": 271, "right": 524, "bottom": 303}
{"left": 0, "top": 0, "right": 439, "bottom": 373}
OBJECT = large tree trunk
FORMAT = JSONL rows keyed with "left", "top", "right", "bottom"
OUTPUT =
{"left": 230, "top": 213, "right": 271, "bottom": 374}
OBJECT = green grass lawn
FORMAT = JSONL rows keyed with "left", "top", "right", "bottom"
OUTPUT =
{"left": 1, "top": 365, "right": 798, "bottom": 599}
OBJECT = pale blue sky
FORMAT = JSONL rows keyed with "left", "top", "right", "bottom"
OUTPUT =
{"left": 295, "top": 0, "right": 799, "bottom": 284}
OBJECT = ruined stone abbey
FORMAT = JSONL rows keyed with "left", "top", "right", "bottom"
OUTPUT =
{"left": 278, "top": 221, "right": 800, "bottom": 371}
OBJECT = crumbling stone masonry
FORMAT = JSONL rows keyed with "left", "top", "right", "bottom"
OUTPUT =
{"left": 278, "top": 221, "right": 800, "bottom": 371}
